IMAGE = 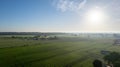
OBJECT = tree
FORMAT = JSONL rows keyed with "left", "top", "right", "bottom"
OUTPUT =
{"left": 104, "top": 52, "right": 120, "bottom": 67}
{"left": 93, "top": 59, "right": 102, "bottom": 67}
{"left": 11, "top": 36, "right": 15, "bottom": 38}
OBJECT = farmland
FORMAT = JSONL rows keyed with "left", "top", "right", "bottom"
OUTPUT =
{"left": 0, "top": 33, "right": 120, "bottom": 67}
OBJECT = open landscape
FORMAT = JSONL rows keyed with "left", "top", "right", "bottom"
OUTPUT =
{"left": 0, "top": 32, "right": 120, "bottom": 67}
{"left": 1, "top": 0, "right": 120, "bottom": 67}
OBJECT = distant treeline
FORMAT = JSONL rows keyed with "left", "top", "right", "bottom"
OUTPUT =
{"left": 0, "top": 32, "right": 66, "bottom": 35}
{"left": 1, "top": 32, "right": 120, "bottom": 38}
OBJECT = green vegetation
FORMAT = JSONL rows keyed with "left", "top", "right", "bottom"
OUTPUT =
{"left": 104, "top": 52, "right": 120, "bottom": 67}
{"left": 0, "top": 34, "right": 120, "bottom": 67}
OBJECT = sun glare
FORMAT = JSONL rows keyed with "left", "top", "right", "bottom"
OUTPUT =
{"left": 85, "top": 8, "right": 106, "bottom": 25}
{"left": 82, "top": 7, "right": 108, "bottom": 31}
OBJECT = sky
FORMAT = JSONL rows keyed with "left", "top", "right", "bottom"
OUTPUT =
{"left": 0, "top": 0, "right": 120, "bottom": 32}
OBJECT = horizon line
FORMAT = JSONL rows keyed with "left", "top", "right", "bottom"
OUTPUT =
{"left": 0, "top": 31, "right": 120, "bottom": 34}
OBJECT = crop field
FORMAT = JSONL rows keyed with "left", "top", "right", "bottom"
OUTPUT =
{"left": 0, "top": 35, "right": 120, "bottom": 67}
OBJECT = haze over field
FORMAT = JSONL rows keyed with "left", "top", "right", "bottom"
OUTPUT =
{"left": 0, "top": 0, "right": 120, "bottom": 32}
{"left": 1, "top": 1, "right": 120, "bottom": 66}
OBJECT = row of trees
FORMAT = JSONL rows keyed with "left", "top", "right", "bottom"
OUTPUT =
{"left": 0, "top": 32, "right": 66, "bottom": 35}
{"left": 11, "top": 35, "right": 58, "bottom": 40}
{"left": 33, "top": 35, "right": 58, "bottom": 40}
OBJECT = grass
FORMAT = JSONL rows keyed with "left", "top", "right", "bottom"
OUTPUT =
{"left": 0, "top": 35, "right": 119, "bottom": 67}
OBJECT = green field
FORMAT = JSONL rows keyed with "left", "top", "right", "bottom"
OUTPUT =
{"left": 0, "top": 35, "right": 119, "bottom": 67}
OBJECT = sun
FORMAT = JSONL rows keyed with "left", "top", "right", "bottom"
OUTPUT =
{"left": 88, "top": 10, "right": 103, "bottom": 22}
{"left": 86, "top": 8, "right": 106, "bottom": 25}
{"left": 81, "top": 7, "right": 108, "bottom": 32}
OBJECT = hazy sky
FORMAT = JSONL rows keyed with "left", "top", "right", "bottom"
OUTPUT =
{"left": 0, "top": 0, "right": 120, "bottom": 32}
